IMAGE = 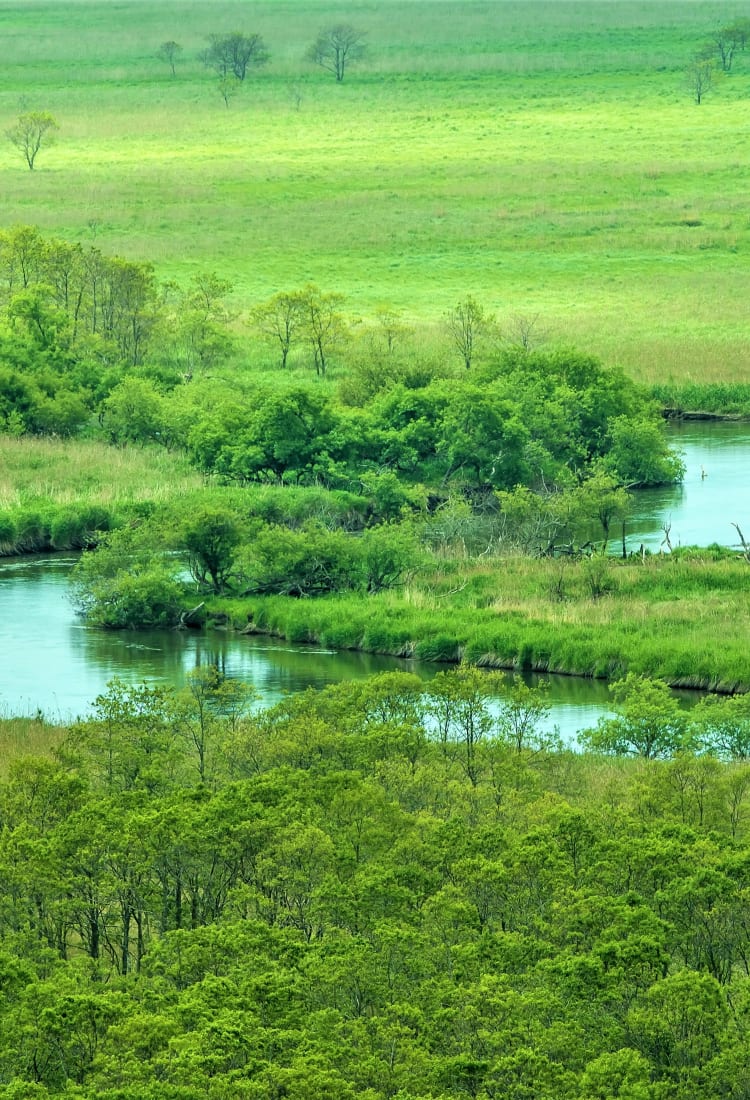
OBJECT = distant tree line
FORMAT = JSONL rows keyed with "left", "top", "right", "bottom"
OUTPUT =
{"left": 155, "top": 24, "right": 368, "bottom": 95}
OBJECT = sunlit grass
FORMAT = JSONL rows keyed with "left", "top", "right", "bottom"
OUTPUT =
{"left": 0, "top": 1, "right": 749, "bottom": 377}
{"left": 0, "top": 437, "right": 202, "bottom": 509}
{"left": 0, "top": 716, "right": 65, "bottom": 767}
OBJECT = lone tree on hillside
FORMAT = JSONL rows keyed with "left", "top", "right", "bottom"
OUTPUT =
{"left": 6, "top": 111, "right": 58, "bottom": 170}
{"left": 686, "top": 57, "right": 716, "bottom": 104}
{"left": 201, "top": 32, "right": 269, "bottom": 81}
{"left": 156, "top": 40, "right": 183, "bottom": 77}
{"left": 307, "top": 24, "right": 367, "bottom": 82}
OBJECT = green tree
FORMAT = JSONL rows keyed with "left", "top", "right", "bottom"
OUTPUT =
{"left": 692, "top": 692, "right": 750, "bottom": 759}
{"left": 181, "top": 507, "right": 242, "bottom": 593}
{"left": 6, "top": 112, "right": 58, "bottom": 170}
{"left": 496, "top": 678, "right": 552, "bottom": 752}
{"left": 250, "top": 290, "right": 306, "bottom": 369}
{"left": 71, "top": 527, "right": 184, "bottom": 630}
{"left": 705, "top": 19, "right": 750, "bottom": 72}
{"left": 301, "top": 284, "right": 346, "bottom": 376}
{"left": 103, "top": 377, "right": 166, "bottom": 445}
{"left": 438, "top": 385, "right": 530, "bottom": 489}
{"left": 445, "top": 295, "right": 491, "bottom": 371}
{"left": 176, "top": 666, "right": 253, "bottom": 783}
{"left": 687, "top": 57, "right": 716, "bottom": 104}
{"left": 580, "top": 674, "right": 691, "bottom": 759}
{"left": 603, "top": 415, "right": 684, "bottom": 487}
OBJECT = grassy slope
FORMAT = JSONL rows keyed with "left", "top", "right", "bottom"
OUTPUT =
{"left": 0, "top": 1, "right": 748, "bottom": 380}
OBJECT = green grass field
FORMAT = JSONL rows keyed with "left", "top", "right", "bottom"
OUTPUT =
{"left": 1, "top": 1, "right": 748, "bottom": 380}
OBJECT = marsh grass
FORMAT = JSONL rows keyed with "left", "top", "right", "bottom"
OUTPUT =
{"left": 231, "top": 551, "right": 750, "bottom": 689}
{"left": 0, "top": 437, "right": 202, "bottom": 510}
{"left": 0, "top": 716, "right": 65, "bottom": 770}
{"left": 1, "top": 1, "right": 749, "bottom": 377}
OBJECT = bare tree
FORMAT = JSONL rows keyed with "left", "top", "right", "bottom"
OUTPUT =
{"left": 217, "top": 75, "right": 240, "bottom": 108}
{"left": 503, "top": 312, "right": 546, "bottom": 351}
{"left": 686, "top": 58, "right": 716, "bottom": 104}
{"left": 201, "top": 32, "right": 269, "bottom": 81}
{"left": 307, "top": 24, "right": 367, "bottom": 82}
{"left": 6, "top": 111, "right": 58, "bottom": 170}
{"left": 251, "top": 290, "right": 306, "bottom": 369}
{"left": 445, "top": 295, "right": 490, "bottom": 370}
{"left": 156, "top": 40, "right": 183, "bottom": 77}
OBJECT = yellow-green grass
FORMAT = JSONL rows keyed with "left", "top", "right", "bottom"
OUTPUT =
{"left": 0, "top": 716, "right": 65, "bottom": 766}
{"left": 1, "top": 1, "right": 749, "bottom": 379}
{"left": 0, "top": 436, "right": 202, "bottom": 509}
{"left": 226, "top": 552, "right": 750, "bottom": 691}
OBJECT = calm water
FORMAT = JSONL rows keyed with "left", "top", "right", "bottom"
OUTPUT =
{"left": 0, "top": 555, "right": 613, "bottom": 739}
{"left": 627, "top": 420, "right": 750, "bottom": 552}
{"left": 0, "top": 421, "right": 745, "bottom": 737}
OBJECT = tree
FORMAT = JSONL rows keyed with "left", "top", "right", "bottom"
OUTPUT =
{"left": 496, "top": 678, "right": 552, "bottom": 753}
{"left": 250, "top": 290, "right": 306, "bottom": 369}
{"left": 156, "top": 40, "right": 182, "bottom": 76}
{"left": 445, "top": 296, "right": 490, "bottom": 370}
{"left": 693, "top": 691, "right": 750, "bottom": 759}
{"left": 201, "top": 32, "right": 269, "bottom": 81}
{"left": 572, "top": 470, "right": 632, "bottom": 552}
{"left": 161, "top": 272, "right": 236, "bottom": 376}
{"left": 6, "top": 111, "right": 58, "bottom": 170}
{"left": 301, "top": 284, "right": 346, "bottom": 376}
{"left": 218, "top": 75, "right": 240, "bottom": 108}
{"left": 603, "top": 415, "right": 684, "bottom": 487}
{"left": 686, "top": 58, "right": 716, "bottom": 104}
{"left": 579, "top": 674, "right": 691, "bottom": 759}
{"left": 307, "top": 24, "right": 367, "bottom": 82}
{"left": 705, "top": 19, "right": 750, "bottom": 72}
{"left": 181, "top": 507, "right": 242, "bottom": 593}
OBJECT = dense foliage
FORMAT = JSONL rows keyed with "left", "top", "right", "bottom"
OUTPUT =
{"left": 0, "top": 226, "right": 680, "bottom": 494}
{"left": 2, "top": 670, "right": 750, "bottom": 1097}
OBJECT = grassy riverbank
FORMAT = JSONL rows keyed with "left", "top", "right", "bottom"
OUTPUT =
{"left": 0, "top": 715, "right": 64, "bottom": 767}
{"left": 2, "top": 1, "right": 750, "bottom": 378}
{"left": 0, "top": 436, "right": 202, "bottom": 554}
{"left": 219, "top": 551, "right": 750, "bottom": 692}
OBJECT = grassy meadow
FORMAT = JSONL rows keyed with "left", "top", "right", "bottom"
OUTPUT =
{"left": 1, "top": 1, "right": 749, "bottom": 380}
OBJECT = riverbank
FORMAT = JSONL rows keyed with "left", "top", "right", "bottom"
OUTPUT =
{"left": 0, "top": 437, "right": 203, "bottom": 556}
{"left": 217, "top": 550, "right": 750, "bottom": 694}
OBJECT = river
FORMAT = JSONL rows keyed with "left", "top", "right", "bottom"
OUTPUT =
{"left": 627, "top": 420, "right": 750, "bottom": 552}
{"left": 0, "top": 421, "right": 745, "bottom": 739}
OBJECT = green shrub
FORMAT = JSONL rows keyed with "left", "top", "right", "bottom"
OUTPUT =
{"left": 50, "top": 505, "right": 112, "bottom": 549}
{"left": 83, "top": 568, "right": 184, "bottom": 629}
{"left": 0, "top": 513, "right": 16, "bottom": 551}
